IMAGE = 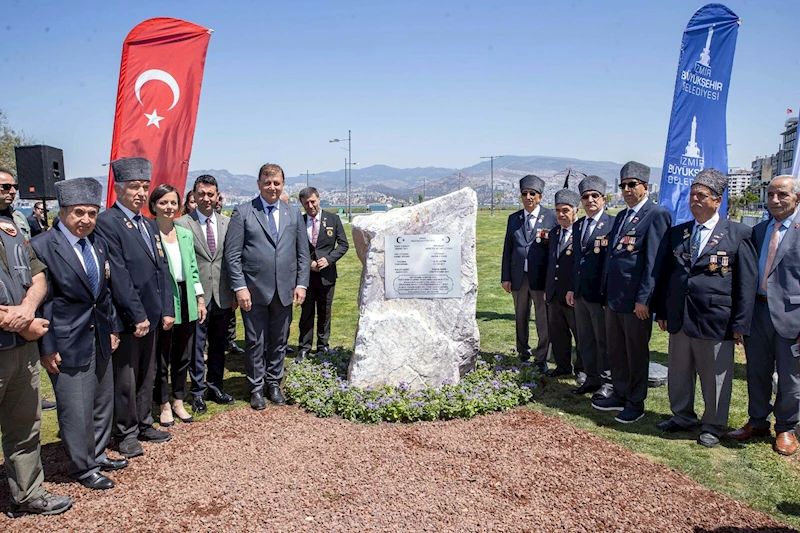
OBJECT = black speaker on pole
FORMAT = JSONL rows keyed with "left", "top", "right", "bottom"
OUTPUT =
{"left": 14, "top": 145, "right": 65, "bottom": 200}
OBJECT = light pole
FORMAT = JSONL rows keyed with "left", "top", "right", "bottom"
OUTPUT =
{"left": 330, "top": 130, "right": 352, "bottom": 222}
{"left": 480, "top": 155, "right": 503, "bottom": 216}
{"left": 301, "top": 170, "right": 315, "bottom": 187}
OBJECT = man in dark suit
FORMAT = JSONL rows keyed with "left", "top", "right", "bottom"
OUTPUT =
{"left": 32, "top": 178, "right": 129, "bottom": 489}
{"left": 225, "top": 163, "right": 310, "bottom": 409}
{"left": 501, "top": 175, "right": 557, "bottom": 373}
{"left": 545, "top": 189, "right": 583, "bottom": 380}
{"left": 94, "top": 157, "right": 175, "bottom": 459}
{"left": 655, "top": 169, "right": 757, "bottom": 448}
{"left": 175, "top": 175, "right": 236, "bottom": 413}
{"left": 727, "top": 175, "right": 800, "bottom": 455}
{"left": 592, "top": 161, "right": 671, "bottom": 424}
{"left": 567, "top": 176, "right": 613, "bottom": 397}
{"left": 27, "top": 202, "right": 48, "bottom": 237}
{"left": 297, "top": 187, "right": 349, "bottom": 360}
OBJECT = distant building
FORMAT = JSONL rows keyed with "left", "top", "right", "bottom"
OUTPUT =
{"left": 749, "top": 116, "right": 797, "bottom": 205}
{"left": 780, "top": 116, "right": 798, "bottom": 175}
{"left": 727, "top": 168, "right": 752, "bottom": 197}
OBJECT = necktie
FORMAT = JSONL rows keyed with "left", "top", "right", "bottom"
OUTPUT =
{"left": 616, "top": 209, "right": 633, "bottom": 243}
{"left": 266, "top": 206, "right": 278, "bottom": 241}
{"left": 206, "top": 217, "right": 216, "bottom": 256}
{"left": 762, "top": 222, "right": 782, "bottom": 292}
{"left": 133, "top": 214, "right": 155, "bottom": 257}
{"left": 559, "top": 229, "right": 570, "bottom": 255}
{"left": 311, "top": 216, "right": 319, "bottom": 247}
{"left": 581, "top": 218, "right": 593, "bottom": 248}
{"left": 78, "top": 238, "right": 100, "bottom": 297}
{"left": 690, "top": 224, "right": 703, "bottom": 264}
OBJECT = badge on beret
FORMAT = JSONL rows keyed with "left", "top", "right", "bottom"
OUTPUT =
{"left": 0, "top": 222, "right": 17, "bottom": 237}
{"left": 327, "top": 229, "right": 333, "bottom": 237}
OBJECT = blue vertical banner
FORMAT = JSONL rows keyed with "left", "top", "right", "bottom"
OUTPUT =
{"left": 659, "top": 4, "right": 740, "bottom": 225}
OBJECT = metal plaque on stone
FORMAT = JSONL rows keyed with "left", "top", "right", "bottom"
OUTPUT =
{"left": 385, "top": 234, "right": 461, "bottom": 299}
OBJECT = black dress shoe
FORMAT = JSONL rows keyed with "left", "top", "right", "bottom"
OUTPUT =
{"left": 251, "top": 392, "right": 266, "bottom": 410}
{"left": 698, "top": 432, "right": 720, "bottom": 448}
{"left": 657, "top": 419, "right": 689, "bottom": 433}
{"left": 266, "top": 384, "right": 286, "bottom": 406}
{"left": 138, "top": 426, "right": 172, "bottom": 443}
{"left": 572, "top": 382, "right": 601, "bottom": 395}
{"left": 228, "top": 343, "right": 245, "bottom": 355}
{"left": 316, "top": 346, "right": 330, "bottom": 354}
{"left": 79, "top": 472, "right": 114, "bottom": 490}
{"left": 192, "top": 396, "right": 208, "bottom": 413}
{"left": 286, "top": 346, "right": 295, "bottom": 354}
{"left": 207, "top": 389, "right": 234, "bottom": 405}
{"left": 118, "top": 439, "right": 143, "bottom": 459}
{"left": 41, "top": 398, "right": 57, "bottom": 411}
{"left": 99, "top": 458, "right": 128, "bottom": 472}
{"left": 536, "top": 362, "right": 548, "bottom": 374}
{"left": 591, "top": 383, "right": 614, "bottom": 401}
{"left": 575, "top": 372, "right": 587, "bottom": 387}
{"left": 545, "top": 368, "right": 572, "bottom": 378}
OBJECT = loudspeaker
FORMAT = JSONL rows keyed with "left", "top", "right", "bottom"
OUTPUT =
{"left": 14, "top": 145, "right": 65, "bottom": 200}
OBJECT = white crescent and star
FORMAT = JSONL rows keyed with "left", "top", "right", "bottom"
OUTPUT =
{"left": 134, "top": 69, "right": 181, "bottom": 128}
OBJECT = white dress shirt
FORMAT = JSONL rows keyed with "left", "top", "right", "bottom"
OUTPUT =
{"left": 523, "top": 204, "right": 541, "bottom": 272}
{"left": 581, "top": 209, "right": 604, "bottom": 243}
{"left": 306, "top": 211, "right": 321, "bottom": 244}
{"left": 261, "top": 196, "right": 280, "bottom": 233}
{"left": 196, "top": 210, "right": 218, "bottom": 251}
{"left": 693, "top": 212, "right": 720, "bottom": 255}
{"left": 59, "top": 223, "right": 99, "bottom": 275}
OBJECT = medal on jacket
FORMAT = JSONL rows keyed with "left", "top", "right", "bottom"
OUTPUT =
{"left": 105, "top": 260, "right": 111, "bottom": 279}
{"left": 594, "top": 238, "right": 601, "bottom": 254}
{"left": 709, "top": 254, "right": 718, "bottom": 272}
{"left": 719, "top": 252, "right": 729, "bottom": 274}
{"left": 626, "top": 236, "right": 637, "bottom": 252}
{"left": 327, "top": 228, "right": 333, "bottom": 237}
{"left": 683, "top": 227, "right": 691, "bottom": 241}
{"left": 0, "top": 222, "right": 17, "bottom": 237}
{"left": 155, "top": 235, "right": 165, "bottom": 258}
{"left": 536, "top": 228, "right": 549, "bottom": 243}
{"left": 124, "top": 218, "right": 134, "bottom": 229}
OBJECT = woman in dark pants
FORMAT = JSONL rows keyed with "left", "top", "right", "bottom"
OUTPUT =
{"left": 150, "top": 185, "right": 206, "bottom": 425}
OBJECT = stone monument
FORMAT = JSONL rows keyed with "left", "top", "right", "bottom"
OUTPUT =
{"left": 348, "top": 188, "right": 479, "bottom": 390}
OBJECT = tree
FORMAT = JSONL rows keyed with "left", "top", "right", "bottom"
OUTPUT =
{"left": 0, "top": 109, "right": 36, "bottom": 173}
{"left": 418, "top": 193, "right": 424, "bottom": 204}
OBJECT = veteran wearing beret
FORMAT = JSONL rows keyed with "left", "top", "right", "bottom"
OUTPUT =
{"left": 566, "top": 176, "right": 613, "bottom": 397}
{"left": 593, "top": 161, "right": 671, "bottom": 424}
{"left": 544, "top": 189, "right": 584, "bottom": 381}
{"left": 727, "top": 175, "right": 800, "bottom": 455}
{"left": 32, "top": 178, "right": 129, "bottom": 489}
{"left": 94, "top": 158, "right": 175, "bottom": 459}
{"left": 501, "top": 175, "right": 557, "bottom": 373}
{"left": 655, "top": 169, "right": 757, "bottom": 448}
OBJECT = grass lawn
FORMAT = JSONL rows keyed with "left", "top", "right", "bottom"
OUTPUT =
{"left": 33, "top": 209, "right": 800, "bottom": 527}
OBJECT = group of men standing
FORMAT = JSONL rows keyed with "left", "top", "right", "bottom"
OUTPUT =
{"left": 0, "top": 159, "right": 348, "bottom": 518}
{"left": 504, "top": 162, "right": 800, "bottom": 453}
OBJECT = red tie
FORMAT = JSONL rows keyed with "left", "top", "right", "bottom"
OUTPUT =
{"left": 311, "top": 216, "right": 318, "bottom": 247}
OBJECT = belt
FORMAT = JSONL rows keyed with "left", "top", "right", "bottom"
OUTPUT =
{"left": 756, "top": 294, "right": 768, "bottom": 303}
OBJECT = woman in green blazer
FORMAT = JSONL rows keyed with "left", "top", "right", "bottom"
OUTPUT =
{"left": 149, "top": 185, "right": 207, "bottom": 426}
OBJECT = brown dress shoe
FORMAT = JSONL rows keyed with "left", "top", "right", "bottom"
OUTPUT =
{"left": 774, "top": 432, "right": 799, "bottom": 456}
{"left": 725, "top": 422, "right": 770, "bottom": 441}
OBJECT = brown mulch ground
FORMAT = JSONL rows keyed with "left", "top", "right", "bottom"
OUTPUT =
{"left": 0, "top": 407, "right": 794, "bottom": 532}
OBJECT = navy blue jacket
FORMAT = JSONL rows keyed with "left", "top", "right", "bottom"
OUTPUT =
{"left": 32, "top": 225, "right": 123, "bottom": 367}
{"left": 501, "top": 207, "right": 557, "bottom": 291}
{"left": 545, "top": 223, "right": 575, "bottom": 304}
{"left": 94, "top": 204, "right": 175, "bottom": 333}
{"left": 571, "top": 212, "right": 613, "bottom": 304}
{"left": 655, "top": 218, "right": 757, "bottom": 340}
{"left": 602, "top": 200, "right": 672, "bottom": 313}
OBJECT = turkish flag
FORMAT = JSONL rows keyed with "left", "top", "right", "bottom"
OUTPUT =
{"left": 106, "top": 18, "right": 211, "bottom": 211}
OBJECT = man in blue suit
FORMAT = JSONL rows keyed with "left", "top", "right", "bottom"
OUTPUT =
{"left": 226, "top": 163, "right": 310, "bottom": 409}
{"left": 567, "top": 176, "right": 613, "bottom": 396}
{"left": 501, "top": 175, "right": 557, "bottom": 373}
{"left": 655, "top": 169, "right": 757, "bottom": 448}
{"left": 727, "top": 175, "right": 800, "bottom": 456}
{"left": 94, "top": 158, "right": 175, "bottom": 459}
{"left": 33, "top": 178, "right": 129, "bottom": 489}
{"left": 545, "top": 189, "right": 583, "bottom": 380}
{"left": 593, "top": 161, "right": 671, "bottom": 423}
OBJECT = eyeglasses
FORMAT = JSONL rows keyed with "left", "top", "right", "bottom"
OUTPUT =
{"left": 581, "top": 193, "right": 601, "bottom": 200}
{"left": 520, "top": 191, "right": 539, "bottom": 197}
{"left": 0, "top": 184, "right": 19, "bottom": 192}
{"left": 619, "top": 181, "right": 640, "bottom": 190}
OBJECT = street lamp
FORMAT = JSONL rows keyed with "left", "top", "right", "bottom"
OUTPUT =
{"left": 480, "top": 155, "right": 503, "bottom": 216}
{"left": 300, "top": 170, "right": 315, "bottom": 188}
{"left": 330, "top": 130, "right": 352, "bottom": 222}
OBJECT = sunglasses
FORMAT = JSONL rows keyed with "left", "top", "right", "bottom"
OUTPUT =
{"left": 0, "top": 183, "right": 19, "bottom": 192}
{"left": 520, "top": 191, "right": 539, "bottom": 197}
{"left": 619, "top": 181, "right": 641, "bottom": 190}
{"left": 581, "top": 193, "right": 601, "bottom": 200}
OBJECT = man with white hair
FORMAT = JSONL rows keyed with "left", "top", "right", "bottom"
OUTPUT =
{"left": 727, "top": 175, "right": 800, "bottom": 455}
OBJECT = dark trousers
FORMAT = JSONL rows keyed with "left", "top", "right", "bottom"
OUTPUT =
{"left": 191, "top": 298, "right": 233, "bottom": 398}
{"left": 574, "top": 295, "right": 609, "bottom": 386}
{"left": 155, "top": 283, "right": 194, "bottom": 404}
{"left": 228, "top": 309, "right": 238, "bottom": 347}
{"left": 50, "top": 346, "right": 113, "bottom": 480}
{"left": 547, "top": 299, "right": 583, "bottom": 374}
{"left": 298, "top": 277, "right": 335, "bottom": 352}
{"left": 113, "top": 329, "right": 157, "bottom": 441}
{"left": 242, "top": 296, "right": 292, "bottom": 393}
{"left": 744, "top": 301, "right": 800, "bottom": 433}
{"left": 606, "top": 308, "right": 652, "bottom": 412}
{"left": 511, "top": 272, "right": 549, "bottom": 363}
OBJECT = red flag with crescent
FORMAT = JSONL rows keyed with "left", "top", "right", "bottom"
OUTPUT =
{"left": 106, "top": 17, "right": 211, "bottom": 211}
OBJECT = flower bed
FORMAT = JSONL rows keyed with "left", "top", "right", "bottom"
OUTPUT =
{"left": 284, "top": 348, "right": 540, "bottom": 423}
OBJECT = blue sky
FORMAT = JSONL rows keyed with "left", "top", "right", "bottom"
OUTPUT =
{"left": 2, "top": 0, "right": 798, "bottom": 179}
